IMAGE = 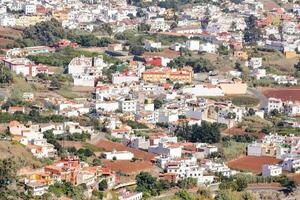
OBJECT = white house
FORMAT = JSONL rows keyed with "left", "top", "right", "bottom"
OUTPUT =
{"left": 199, "top": 43, "right": 216, "bottom": 53}
{"left": 103, "top": 150, "right": 134, "bottom": 160}
{"left": 112, "top": 72, "right": 139, "bottom": 85}
{"left": 25, "top": 182, "right": 48, "bottom": 196}
{"left": 118, "top": 99, "right": 137, "bottom": 113}
{"left": 249, "top": 57, "right": 263, "bottom": 69}
{"left": 247, "top": 142, "right": 262, "bottom": 156}
{"left": 262, "top": 164, "right": 282, "bottom": 177}
{"left": 186, "top": 40, "right": 200, "bottom": 51}
{"left": 157, "top": 110, "right": 178, "bottom": 123}
{"left": 144, "top": 40, "right": 161, "bottom": 50}
{"left": 166, "top": 158, "right": 206, "bottom": 183}
{"left": 182, "top": 85, "right": 224, "bottom": 97}
{"left": 267, "top": 98, "right": 283, "bottom": 113}
{"left": 24, "top": 4, "right": 36, "bottom": 15}
{"left": 118, "top": 190, "right": 143, "bottom": 200}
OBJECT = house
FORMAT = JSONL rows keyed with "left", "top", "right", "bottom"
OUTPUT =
{"left": 164, "top": 157, "right": 208, "bottom": 184}
{"left": 218, "top": 79, "right": 247, "bottom": 95}
{"left": 123, "top": 136, "right": 150, "bottom": 150}
{"left": 199, "top": 43, "right": 216, "bottom": 53}
{"left": 285, "top": 102, "right": 300, "bottom": 117}
{"left": 148, "top": 142, "right": 182, "bottom": 158}
{"left": 24, "top": 4, "right": 36, "bottom": 15}
{"left": 252, "top": 69, "right": 266, "bottom": 80}
{"left": 118, "top": 190, "right": 143, "bottom": 200}
{"left": 68, "top": 56, "right": 107, "bottom": 87}
{"left": 44, "top": 157, "right": 81, "bottom": 184}
{"left": 234, "top": 51, "right": 248, "bottom": 60}
{"left": 282, "top": 157, "right": 300, "bottom": 173}
{"left": 144, "top": 40, "right": 161, "bottom": 50}
{"left": 112, "top": 72, "right": 139, "bottom": 85}
{"left": 203, "top": 160, "right": 236, "bottom": 177}
{"left": 249, "top": 57, "right": 263, "bottom": 69}
{"left": 55, "top": 39, "right": 78, "bottom": 48}
{"left": 186, "top": 40, "right": 200, "bottom": 51}
{"left": 103, "top": 150, "right": 134, "bottom": 160}
{"left": 267, "top": 98, "right": 283, "bottom": 113}
{"left": 262, "top": 164, "right": 282, "bottom": 177}
{"left": 118, "top": 98, "right": 137, "bottom": 113}
{"left": 76, "top": 166, "right": 102, "bottom": 187}
{"left": 111, "top": 126, "right": 132, "bottom": 139}
{"left": 247, "top": 142, "right": 277, "bottom": 157}
{"left": 157, "top": 110, "right": 178, "bottom": 123}
{"left": 25, "top": 182, "right": 48, "bottom": 196}
{"left": 284, "top": 51, "right": 297, "bottom": 59}
{"left": 142, "top": 67, "right": 193, "bottom": 84}
{"left": 23, "top": 92, "right": 34, "bottom": 101}
{"left": 8, "top": 106, "right": 25, "bottom": 114}
{"left": 182, "top": 85, "right": 224, "bottom": 97}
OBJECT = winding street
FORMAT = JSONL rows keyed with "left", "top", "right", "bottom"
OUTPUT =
{"left": 247, "top": 87, "right": 268, "bottom": 109}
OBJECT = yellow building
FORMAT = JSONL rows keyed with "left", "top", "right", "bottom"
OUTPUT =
{"left": 234, "top": 51, "right": 248, "bottom": 60}
{"left": 285, "top": 51, "right": 297, "bottom": 59}
{"left": 15, "top": 16, "right": 49, "bottom": 27}
{"left": 218, "top": 79, "right": 247, "bottom": 95}
{"left": 143, "top": 67, "right": 193, "bottom": 84}
{"left": 261, "top": 143, "right": 277, "bottom": 157}
{"left": 52, "top": 10, "right": 69, "bottom": 21}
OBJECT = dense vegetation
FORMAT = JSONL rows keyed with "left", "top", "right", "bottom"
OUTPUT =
{"left": 135, "top": 172, "right": 197, "bottom": 198}
{"left": 27, "top": 47, "right": 101, "bottom": 67}
{"left": 0, "top": 64, "right": 13, "bottom": 86}
{"left": 0, "top": 111, "right": 66, "bottom": 123}
{"left": 175, "top": 121, "right": 222, "bottom": 143}
{"left": 168, "top": 56, "right": 215, "bottom": 73}
{"left": 16, "top": 18, "right": 113, "bottom": 48}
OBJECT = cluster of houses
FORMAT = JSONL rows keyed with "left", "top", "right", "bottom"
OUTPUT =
{"left": 267, "top": 97, "right": 300, "bottom": 117}
{"left": 103, "top": 132, "right": 236, "bottom": 185}
{"left": 8, "top": 120, "right": 94, "bottom": 158}
{"left": 248, "top": 134, "right": 300, "bottom": 177}
{"left": 0, "top": 0, "right": 300, "bottom": 199}
{"left": 23, "top": 156, "right": 117, "bottom": 196}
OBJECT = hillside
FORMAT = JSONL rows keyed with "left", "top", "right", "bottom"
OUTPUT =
{"left": 0, "top": 141, "right": 42, "bottom": 169}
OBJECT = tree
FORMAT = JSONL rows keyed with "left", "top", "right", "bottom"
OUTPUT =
{"left": 215, "top": 190, "right": 240, "bottom": 200}
{"left": 98, "top": 180, "right": 108, "bottom": 191}
{"left": 294, "top": 60, "right": 300, "bottom": 71}
{"left": 197, "top": 187, "right": 212, "bottom": 199}
{"left": 50, "top": 77, "right": 61, "bottom": 89}
{"left": 0, "top": 64, "right": 13, "bottom": 85}
{"left": 270, "top": 109, "right": 280, "bottom": 117}
{"left": 136, "top": 172, "right": 157, "bottom": 195}
{"left": 138, "top": 23, "right": 151, "bottom": 32}
{"left": 244, "top": 15, "right": 261, "bottom": 44}
{"left": 177, "top": 178, "right": 197, "bottom": 189}
{"left": 154, "top": 98, "right": 163, "bottom": 109}
{"left": 218, "top": 45, "right": 229, "bottom": 55}
{"left": 21, "top": 18, "right": 66, "bottom": 46}
{"left": 0, "top": 158, "right": 17, "bottom": 190}
{"left": 175, "top": 190, "right": 193, "bottom": 200}
{"left": 129, "top": 45, "right": 144, "bottom": 56}
{"left": 236, "top": 176, "right": 248, "bottom": 191}
{"left": 92, "top": 158, "right": 102, "bottom": 166}
{"left": 189, "top": 121, "right": 221, "bottom": 143}
{"left": 48, "top": 181, "right": 85, "bottom": 199}
{"left": 230, "top": 21, "right": 237, "bottom": 31}
{"left": 279, "top": 176, "right": 297, "bottom": 193}
{"left": 248, "top": 108, "right": 255, "bottom": 116}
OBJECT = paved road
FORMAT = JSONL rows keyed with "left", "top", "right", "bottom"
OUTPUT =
{"left": 248, "top": 87, "right": 268, "bottom": 109}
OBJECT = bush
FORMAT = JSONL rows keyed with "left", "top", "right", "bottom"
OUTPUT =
{"left": 98, "top": 180, "right": 108, "bottom": 191}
